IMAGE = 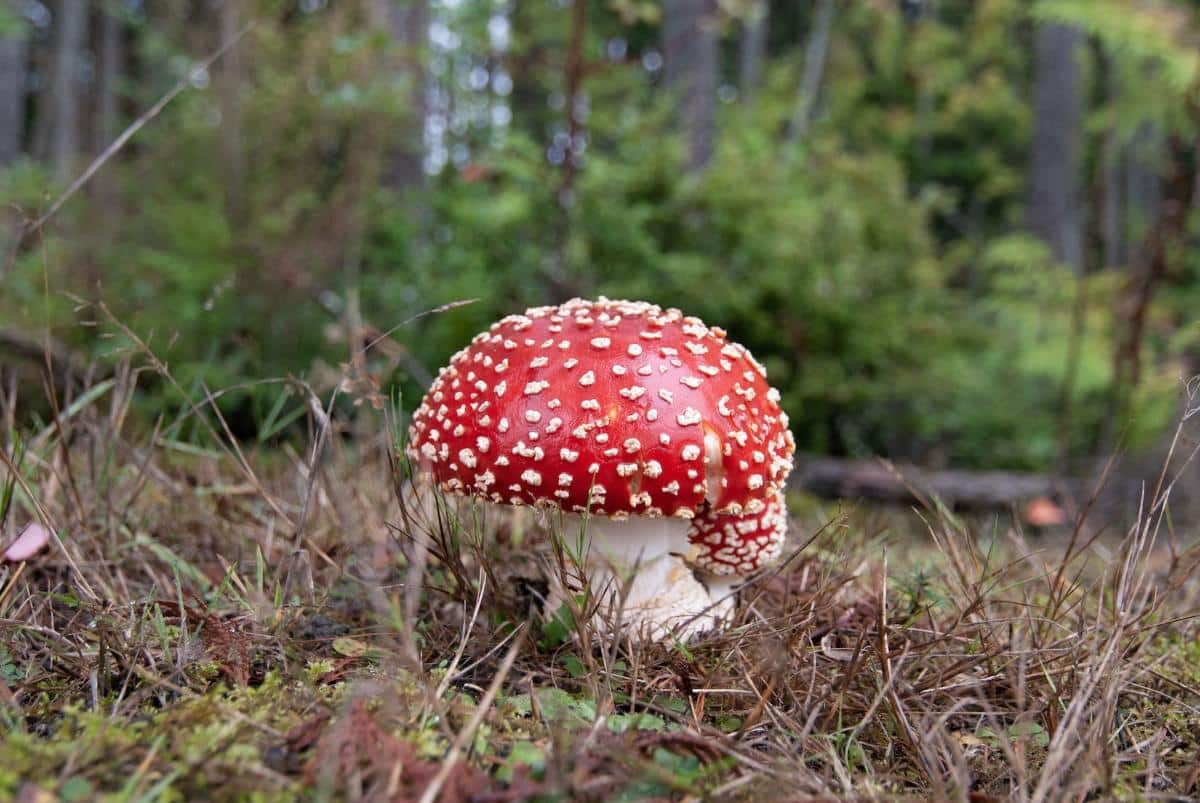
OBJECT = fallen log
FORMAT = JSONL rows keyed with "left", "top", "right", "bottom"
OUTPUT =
{"left": 0, "top": 328, "right": 91, "bottom": 391}
{"left": 790, "top": 453, "right": 1093, "bottom": 511}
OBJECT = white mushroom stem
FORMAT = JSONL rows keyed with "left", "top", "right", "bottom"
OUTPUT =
{"left": 698, "top": 573, "right": 742, "bottom": 610}
{"left": 548, "top": 512, "right": 733, "bottom": 639}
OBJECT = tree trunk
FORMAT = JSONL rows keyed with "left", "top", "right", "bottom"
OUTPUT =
{"left": 0, "top": 10, "right": 24, "bottom": 265}
{"left": 1099, "top": 52, "right": 1122, "bottom": 270}
{"left": 785, "top": 0, "right": 834, "bottom": 143}
{"left": 559, "top": 0, "right": 585, "bottom": 203}
{"left": 1105, "top": 136, "right": 1192, "bottom": 444}
{"left": 537, "top": 0, "right": 591, "bottom": 301}
{"left": 0, "top": 10, "right": 25, "bottom": 167}
{"left": 47, "top": 0, "right": 88, "bottom": 182}
{"left": 219, "top": 0, "right": 245, "bottom": 225}
{"left": 376, "top": 0, "right": 429, "bottom": 192}
{"left": 662, "top": 0, "right": 718, "bottom": 172}
{"left": 93, "top": 6, "right": 120, "bottom": 149}
{"left": 509, "top": 0, "right": 550, "bottom": 145}
{"left": 92, "top": 5, "right": 120, "bottom": 207}
{"left": 738, "top": 0, "right": 767, "bottom": 100}
{"left": 1027, "top": 22, "right": 1083, "bottom": 271}
{"left": 1122, "top": 123, "right": 1162, "bottom": 271}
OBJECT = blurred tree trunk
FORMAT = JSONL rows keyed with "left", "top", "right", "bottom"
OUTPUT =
{"left": 1027, "top": 22, "right": 1082, "bottom": 271}
{"left": 1123, "top": 124, "right": 1162, "bottom": 271}
{"left": 785, "top": 0, "right": 834, "bottom": 143}
{"left": 92, "top": 5, "right": 121, "bottom": 206}
{"left": 219, "top": 0, "right": 245, "bottom": 225}
{"left": 1099, "top": 51, "right": 1122, "bottom": 271}
{"left": 738, "top": 0, "right": 767, "bottom": 100}
{"left": 0, "top": 10, "right": 24, "bottom": 167}
{"left": 47, "top": 0, "right": 88, "bottom": 182}
{"left": 1101, "top": 140, "right": 1122, "bottom": 269}
{"left": 662, "top": 0, "right": 718, "bottom": 172}
{"left": 376, "top": 0, "right": 428, "bottom": 192}
{"left": 0, "top": 8, "right": 23, "bottom": 266}
{"left": 29, "top": 47, "right": 47, "bottom": 160}
{"left": 559, "top": 0, "right": 585, "bottom": 202}
{"left": 1100, "top": 122, "right": 1165, "bottom": 454}
{"left": 83, "top": 3, "right": 122, "bottom": 294}
{"left": 510, "top": 0, "right": 550, "bottom": 144}
{"left": 1103, "top": 136, "right": 1192, "bottom": 449}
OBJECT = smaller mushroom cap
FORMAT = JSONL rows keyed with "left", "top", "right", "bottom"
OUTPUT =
{"left": 687, "top": 490, "right": 787, "bottom": 575}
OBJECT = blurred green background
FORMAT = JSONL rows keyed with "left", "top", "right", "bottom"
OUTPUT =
{"left": 2, "top": 0, "right": 1198, "bottom": 471}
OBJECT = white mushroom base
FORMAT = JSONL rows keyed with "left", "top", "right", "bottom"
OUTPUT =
{"left": 545, "top": 513, "right": 737, "bottom": 640}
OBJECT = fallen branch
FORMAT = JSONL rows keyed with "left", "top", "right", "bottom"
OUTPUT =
{"left": 0, "top": 327, "right": 90, "bottom": 388}
{"left": 790, "top": 453, "right": 1092, "bottom": 510}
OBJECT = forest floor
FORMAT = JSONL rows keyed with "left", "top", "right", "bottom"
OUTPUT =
{"left": 2, "top": 367, "right": 1200, "bottom": 802}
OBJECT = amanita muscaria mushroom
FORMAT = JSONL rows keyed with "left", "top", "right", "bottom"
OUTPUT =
{"left": 407, "top": 298, "right": 795, "bottom": 637}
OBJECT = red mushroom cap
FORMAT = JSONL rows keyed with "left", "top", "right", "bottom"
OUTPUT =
{"left": 687, "top": 490, "right": 787, "bottom": 575}
{"left": 406, "top": 298, "right": 795, "bottom": 520}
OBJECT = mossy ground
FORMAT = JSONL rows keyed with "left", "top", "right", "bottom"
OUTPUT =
{"left": 1, "top": 368, "right": 1199, "bottom": 802}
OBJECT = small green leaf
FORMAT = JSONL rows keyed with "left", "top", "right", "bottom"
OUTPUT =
{"left": 608, "top": 712, "right": 666, "bottom": 733}
{"left": 505, "top": 687, "right": 596, "bottom": 729}
{"left": 655, "top": 694, "right": 688, "bottom": 714}
{"left": 497, "top": 741, "right": 545, "bottom": 783}
{"left": 502, "top": 693, "right": 532, "bottom": 716}
{"left": 1009, "top": 721, "right": 1050, "bottom": 748}
{"left": 716, "top": 715, "right": 743, "bottom": 733}
{"left": 60, "top": 777, "right": 95, "bottom": 802}
{"left": 561, "top": 654, "right": 586, "bottom": 678}
{"left": 539, "top": 600, "right": 578, "bottom": 649}
{"left": 332, "top": 637, "right": 369, "bottom": 657}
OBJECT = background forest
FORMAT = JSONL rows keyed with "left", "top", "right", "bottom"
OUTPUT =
{"left": 2, "top": 0, "right": 1199, "bottom": 471}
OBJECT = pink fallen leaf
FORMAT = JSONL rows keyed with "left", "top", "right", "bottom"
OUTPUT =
{"left": 3, "top": 523, "right": 51, "bottom": 563}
